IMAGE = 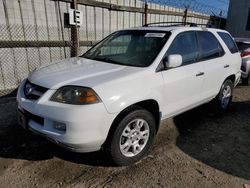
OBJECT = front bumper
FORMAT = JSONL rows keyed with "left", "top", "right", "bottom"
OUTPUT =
{"left": 17, "top": 81, "right": 117, "bottom": 152}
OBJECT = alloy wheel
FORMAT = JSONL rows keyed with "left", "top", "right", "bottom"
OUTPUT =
{"left": 119, "top": 119, "right": 150, "bottom": 157}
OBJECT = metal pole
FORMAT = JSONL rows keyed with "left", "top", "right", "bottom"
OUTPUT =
{"left": 70, "top": 0, "right": 79, "bottom": 57}
{"left": 144, "top": 2, "right": 148, "bottom": 25}
{"left": 183, "top": 8, "right": 188, "bottom": 26}
{"left": 58, "top": 1, "right": 67, "bottom": 58}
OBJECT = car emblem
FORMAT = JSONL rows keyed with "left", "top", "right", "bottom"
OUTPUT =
{"left": 25, "top": 84, "right": 35, "bottom": 95}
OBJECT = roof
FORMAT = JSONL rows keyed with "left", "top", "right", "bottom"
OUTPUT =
{"left": 126, "top": 26, "right": 226, "bottom": 33}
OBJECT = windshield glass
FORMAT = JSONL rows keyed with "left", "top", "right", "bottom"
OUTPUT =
{"left": 82, "top": 30, "right": 171, "bottom": 67}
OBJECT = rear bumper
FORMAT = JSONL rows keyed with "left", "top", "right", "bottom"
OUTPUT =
{"left": 17, "top": 80, "right": 117, "bottom": 152}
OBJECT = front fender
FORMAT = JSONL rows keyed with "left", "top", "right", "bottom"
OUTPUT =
{"left": 94, "top": 72, "right": 165, "bottom": 114}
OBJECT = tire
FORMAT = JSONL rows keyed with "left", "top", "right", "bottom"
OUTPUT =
{"left": 242, "top": 74, "right": 250, "bottom": 85}
{"left": 105, "top": 107, "right": 156, "bottom": 166}
{"left": 216, "top": 79, "right": 234, "bottom": 111}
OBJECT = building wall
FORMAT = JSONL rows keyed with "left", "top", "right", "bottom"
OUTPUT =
{"left": 226, "top": 0, "right": 250, "bottom": 38}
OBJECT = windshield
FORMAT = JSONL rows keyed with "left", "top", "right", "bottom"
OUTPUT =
{"left": 82, "top": 30, "right": 171, "bottom": 67}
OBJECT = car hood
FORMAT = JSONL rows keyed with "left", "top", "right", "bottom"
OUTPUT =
{"left": 28, "top": 57, "right": 130, "bottom": 89}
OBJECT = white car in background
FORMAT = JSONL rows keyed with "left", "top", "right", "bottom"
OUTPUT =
{"left": 235, "top": 38, "right": 250, "bottom": 85}
{"left": 17, "top": 24, "right": 241, "bottom": 166}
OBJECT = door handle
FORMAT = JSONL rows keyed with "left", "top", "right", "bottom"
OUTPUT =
{"left": 224, "top": 64, "right": 230, "bottom": 68}
{"left": 196, "top": 72, "right": 205, "bottom": 77}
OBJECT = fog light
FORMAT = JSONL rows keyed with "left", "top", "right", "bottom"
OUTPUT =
{"left": 53, "top": 121, "right": 66, "bottom": 131}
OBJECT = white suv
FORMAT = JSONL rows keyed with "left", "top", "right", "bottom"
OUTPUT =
{"left": 17, "top": 25, "right": 241, "bottom": 166}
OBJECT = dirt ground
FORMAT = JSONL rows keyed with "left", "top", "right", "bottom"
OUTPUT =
{"left": 0, "top": 85, "right": 250, "bottom": 188}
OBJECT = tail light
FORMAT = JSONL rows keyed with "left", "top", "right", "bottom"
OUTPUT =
{"left": 241, "top": 51, "right": 250, "bottom": 57}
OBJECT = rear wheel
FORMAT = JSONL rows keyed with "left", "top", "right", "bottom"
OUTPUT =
{"left": 106, "top": 107, "right": 156, "bottom": 166}
{"left": 216, "top": 79, "right": 233, "bottom": 110}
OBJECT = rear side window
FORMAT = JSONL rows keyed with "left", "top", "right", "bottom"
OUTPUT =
{"left": 165, "top": 31, "right": 199, "bottom": 66}
{"left": 197, "top": 31, "right": 225, "bottom": 61}
{"left": 218, "top": 32, "right": 239, "bottom": 53}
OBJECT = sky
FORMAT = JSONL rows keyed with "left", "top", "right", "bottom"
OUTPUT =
{"left": 195, "top": 0, "right": 229, "bottom": 12}
{"left": 148, "top": 0, "right": 230, "bottom": 17}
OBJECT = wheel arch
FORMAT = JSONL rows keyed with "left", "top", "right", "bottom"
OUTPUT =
{"left": 225, "top": 74, "right": 236, "bottom": 85}
{"left": 102, "top": 99, "right": 161, "bottom": 148}
{"left": 216, "top": 74, "right": 235, "bottom": 97}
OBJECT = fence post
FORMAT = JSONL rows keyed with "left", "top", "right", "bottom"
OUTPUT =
{"left": 144, "top": 2, "right": 148, "bottom": 25}
{"left": 183, "top": 8, "right": 188, "bottom": 25}
{"left": 70, "top": 0, "right": 79, "bottom": 57}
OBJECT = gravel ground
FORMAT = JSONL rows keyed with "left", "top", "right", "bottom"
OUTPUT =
{"left": 0, "top": 85, "right": 250, "bottom": 188}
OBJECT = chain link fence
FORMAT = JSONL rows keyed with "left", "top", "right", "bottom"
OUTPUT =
{"left": 0, "top": 24, "right": 72, "bottom": 96}
{"left": 0, "top": 0, "right": 226, "bottom": 97}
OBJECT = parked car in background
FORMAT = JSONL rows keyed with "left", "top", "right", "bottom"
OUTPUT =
{"left": 235, "top": 38, "right": 250, "bottom": 85}
{"left": 17, "top": 24, "right": 241, "bottom": 166}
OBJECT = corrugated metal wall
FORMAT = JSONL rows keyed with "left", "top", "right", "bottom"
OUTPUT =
{"left": 0, "top": 0, "right": 212, "bottom": 96}
{"left": 226, "top": 0, "right": 250, "bottom": 38}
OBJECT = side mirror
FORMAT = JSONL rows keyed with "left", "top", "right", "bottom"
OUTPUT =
{"left": 164, "top": 54, "right": 182, "bottom": 68}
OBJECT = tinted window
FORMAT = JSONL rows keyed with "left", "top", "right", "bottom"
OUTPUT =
{"left": 197, "top": 31, "right": 224, "bottom": 60}
{"left": 218, "top": 32, "right": 239, "bottom": 53}
{"left": 165, "top": 32, "right": 199, "bottom": 65}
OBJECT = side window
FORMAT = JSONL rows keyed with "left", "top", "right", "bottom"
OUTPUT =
{"left": 165, "top": 32, "right": 199, "bottom": 66}
{"left": 218, "top": 32, "right": 239, "bottom": 54}
{"left": 197, "top": 31, "right": 225, "bottom": 61}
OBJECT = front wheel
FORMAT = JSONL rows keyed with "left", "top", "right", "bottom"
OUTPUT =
{"left": 105, "top": 107, "right": 156, "bottom": 166}
{"left": 216, "top": 79, "right": 234, "bottom": 110}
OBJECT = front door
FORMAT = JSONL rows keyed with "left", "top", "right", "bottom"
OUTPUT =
{"left": 160, "top": 31, "right": 205, "bottom": 118}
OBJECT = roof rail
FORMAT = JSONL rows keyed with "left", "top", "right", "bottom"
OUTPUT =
{"left": 143, "top": 22, "right": 211, "bottom": 28}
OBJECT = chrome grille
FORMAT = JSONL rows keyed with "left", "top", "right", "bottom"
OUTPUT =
{"left": 24, "top": 80, "right": 48, "bottom": 100}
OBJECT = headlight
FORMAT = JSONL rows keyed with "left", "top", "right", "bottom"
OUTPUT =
{"left": 50, "top": 86, "right": 101, "bottom": 105}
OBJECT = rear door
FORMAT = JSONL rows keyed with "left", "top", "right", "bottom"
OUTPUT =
{"left": 160, "top": 31, "right": 205, "bottom": 117}
{"left": 196, "top": 31, "right": 226, "bottom": 100}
